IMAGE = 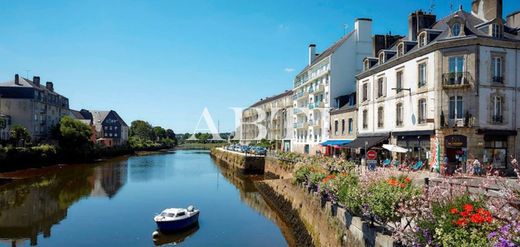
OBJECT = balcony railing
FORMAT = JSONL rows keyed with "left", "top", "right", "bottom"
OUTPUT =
{"left": 492, "top": 115, "right": 503, "bottom": 124}
{"left": 442, "top": 72, "right": 472, "bottom": 88}
{"left": 492, "top": 76, "right": 504, "bottom": 83}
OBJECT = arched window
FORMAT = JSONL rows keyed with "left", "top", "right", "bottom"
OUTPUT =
{"left": 451, "top": 23, "right": 461, "bottom": 36}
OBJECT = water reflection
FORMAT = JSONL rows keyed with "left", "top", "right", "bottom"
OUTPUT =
{"left": 213, "top": 159, "right": 296, "bottom": 247}
{"left": 152, "top": 223, "right": 199, "bottom": 246}
{"left": 0, "top": 161, "right": 128, "bottom": 246}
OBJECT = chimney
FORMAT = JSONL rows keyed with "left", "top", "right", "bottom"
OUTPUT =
{"left": 507, "top": 11, "right": 520, "bottom": 28}
{"left": 14, "top": 74, "right": 20, "bottom": 85}
{"left": 46, "top": 82, "right": 54, "bottom": 92}
{"left": 372, "top": 34, "right": 403, "bottom": 57}
{"left": 354, "top": 18, "right": 373, "bottom": 42}
{"left": 408, "top": 11, "right": 437, "bottom": 41}
{"left": 308, "top": 44, "right": 316, "bottom": 65}
{"left": 472, "top": 0, "right": 502, "bottom": 21}
{"left": 33, "top": 76, "right": 40, "bottom": 87}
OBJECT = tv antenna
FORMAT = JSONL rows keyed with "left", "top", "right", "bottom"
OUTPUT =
{"left": 24, "top": 70, "right": 31, "bottom": 79}
{"left": 343, "top": 24, "right": 349, "bottom": 35}
{"left": 429, "top": 0, "right": 436, "bottom": 13}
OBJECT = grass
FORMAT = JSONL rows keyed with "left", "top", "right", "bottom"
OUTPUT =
{"left": 177, "top": 142, "right": 225, "bottom": 150}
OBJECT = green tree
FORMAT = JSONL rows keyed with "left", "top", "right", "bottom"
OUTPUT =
{"left": 9, "top": 125, "right": 31, "bottom": 145}
{"left": 166, "top": 129, "right": 176, "bottom": 140}
{"left": 153, "top": 126, "right": 167, "bottom": 141}
{"left": 58, "top": 116, "right": 92, "bottom": 148}
{"left": 129, "top": 120, "right": 155, "bottom": 141}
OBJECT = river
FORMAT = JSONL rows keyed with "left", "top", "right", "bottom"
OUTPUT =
{"left": 0, "top": 150, "right": 294, "bottom": 247}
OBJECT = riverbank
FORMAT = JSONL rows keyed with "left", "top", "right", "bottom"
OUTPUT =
{"left": 0, "top": 144, "right": 176, "bottom": 173}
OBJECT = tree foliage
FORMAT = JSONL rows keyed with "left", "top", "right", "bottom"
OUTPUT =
{"left": 9, "top": 125, "right": 31, "bottom": 145}
{"left": 58, "top": 116, "right": 92, "bottom": 149}
{"left": 129, "top": 120, "right": 155, "bottom": 141}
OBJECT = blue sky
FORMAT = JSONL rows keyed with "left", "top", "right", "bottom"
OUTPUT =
{"left": 0, "top": 0, "right": 519, "bottom": 133}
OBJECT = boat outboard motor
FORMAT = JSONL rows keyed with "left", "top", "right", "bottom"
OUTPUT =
{"left": 187, "top": 205, "right": 194, "bottom": 212}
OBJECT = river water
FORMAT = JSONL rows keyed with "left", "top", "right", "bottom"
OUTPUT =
{"left": 0, "top": 150, "right": 293, "bottom": 247}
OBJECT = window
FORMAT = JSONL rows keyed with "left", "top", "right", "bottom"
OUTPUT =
{"left": 348, "top": 118, "right": 353, "bottom": 133}
{"left": 362, "top": 110, "right": 368, "bottom": 129}
{"left": 362, "top": 83, "right": 368, "bottom": 101}
{"left": 396, "top": 71, "right": 403, "bottom": 93}
{"left": 418, "top": 33, "right": 426, "bottom": 47}
{"left": 379, "top": 53, "right": 384, "bottom": 64}
{"left": 418, "top": 63, "right": 427, "bottom": 87}
{"left": 448, "top": 56, "right": 465, "bottom": 84}
{"left": 451, "top": 23, "right": 461, "bottom": 36}
{"left": 377, "top": 107, "right": 384, "bottom": 128}
{"left": 418, "top": 99, "right": 427, "bottom": 124}
{"left": 397, "top": 44, "right": 404, "bottom": 57}
{"left": 341, "top": 119, "right": 345, "bottom": 134}
{"left": 377, "top": 78, "right": 384, "bottom": 97}
{"left": 492, "top": 96, "right": 503, "bottom": 124}
{"left": 396, "top": 103, "right": 403, "bottom": 126}
{"left": 334, "top": 120, "right": 338, "bottom": 135}
{"left": 492, "top": 24, "right": 503, "bottom": 38}
{"left": 492, "top": 56, "right": 503, "bottom": 83}
{"left": 449, "top": 96, "right": 464, "bottom": 119}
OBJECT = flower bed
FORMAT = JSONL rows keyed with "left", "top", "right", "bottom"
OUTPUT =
{"left": 292, "top": 161, "right": 520, "bottom": 246}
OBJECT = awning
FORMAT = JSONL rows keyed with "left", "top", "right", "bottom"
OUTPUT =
{"left": 320, "top": 140, "right": 352, "bottom": 146}
{"left": 382, "top": 144, "right": 408, "bottom": 153}
{"left": 344, "top": 135, "right": 389, "bottom": 149}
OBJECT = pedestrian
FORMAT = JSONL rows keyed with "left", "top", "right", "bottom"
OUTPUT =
{"left": 472, "top": 157, "right": 481, "bottom": 176}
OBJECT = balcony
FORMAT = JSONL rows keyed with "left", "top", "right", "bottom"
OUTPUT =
{"left": 442, "top": 72, "right": 472, "bottom": 89}
{"left": 448, "top": 118, "right": 465, "bottom": 128}
{"left": 294, "top": 122, "right": 308, "bottom": 129}
{"left": 492, "top": 115, "right": 503, "bottom": 124}
{"left": 492, "top": 76, "right": 504, "bottom": 84}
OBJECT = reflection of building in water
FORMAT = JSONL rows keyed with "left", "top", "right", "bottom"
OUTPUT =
{"left": 0, "top": 165, "right": 94, "bottom": 246}
{"left": 214, "top": 160, "right": 295, "bottom": 245}
{"left": 90, "top": 162, "right": 128, "bottom": 198}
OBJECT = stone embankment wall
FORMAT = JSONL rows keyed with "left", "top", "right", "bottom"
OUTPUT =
{"left": 264, "top": 157, "right": 293, "bottom": 179}
{"left": 210, "top": 148, "right": 265, "bottom": 174}
{"left": 256, "top": 179, "right": 394, "bottom": 247}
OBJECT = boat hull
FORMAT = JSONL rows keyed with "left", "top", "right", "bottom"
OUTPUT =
{"left": 155, "top": 212, "right": 199, "bottom": 232}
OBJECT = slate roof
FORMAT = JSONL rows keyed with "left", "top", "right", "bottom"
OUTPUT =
{"left": 360, "top": 9, "right": 520, "bottom": 77}
{"left": 249, "top": 90, "right": 293, "bottom": 108}
{"left": 79, "top": 109, "right": 128, "bottom": 132}
{"left": 296, "top": 30, "right": 356, "bottom": 76}
{"left": 0, "top": 77, "right": 62, "bottom": 96}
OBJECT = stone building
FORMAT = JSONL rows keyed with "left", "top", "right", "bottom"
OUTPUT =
{"left": 0, "top": 74, "right": 69, "bottom": 141}
{"left": 241, "top": 90, "right": 293, "bottom": 151}
{"left": 291, "top": 18, "right": 373, "bottom": 155}
{"left": 323, "top": 92, "right": 357, "bottom": 157}
{"left": 356, "top": 0, "right": 520, "bottom": 172}
{"left": 77, "top": 109, "right": 129, "bottom": 147}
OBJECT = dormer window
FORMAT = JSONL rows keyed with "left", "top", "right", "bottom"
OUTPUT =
{"left": 397, "top": 43, "right": 404, "bottom": 57}
{"left": 418, "top": 33, "right": 426, "bottom": 47}
{"left": 492, "top": 24, "right": 503, "bottom": 38}
{"left": 364, "top": 60, "right": 370, "bottom": 71}
{"left": 451, "top": 23, "right": 461, "bottom": 36}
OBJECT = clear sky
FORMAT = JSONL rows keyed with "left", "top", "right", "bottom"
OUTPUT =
{"left": 0, "top": 0, "right": 519, "bottom": 133}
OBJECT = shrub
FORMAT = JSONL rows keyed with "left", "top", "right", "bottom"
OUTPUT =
{"left": 365, "top": 175, "right": 421, "bottom": 223}
{"left": 337, "top": 173, "right": 364, "bottom": 215}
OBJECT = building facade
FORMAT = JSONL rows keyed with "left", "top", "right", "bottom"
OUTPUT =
{"left": 291, "top": 18, "right": 373, "bottom": 155}
{"left": 241, "top": 90, "right": 293, "bottom": 151}
{"left": 78, "top": 110, "right": 129, "bottom": 146}
{"left": 0, "top": 75, "right": 69, "bottom": 141}
{"left": 356, "top": 0, "right": 520, "bottom": 172}
{"left": 324, "top": 93, "right": 357, "bottom": 157}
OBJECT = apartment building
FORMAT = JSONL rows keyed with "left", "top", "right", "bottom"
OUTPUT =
{"left": 292, "top": 18, "right": 373, "bottom": 155}
{"left": 0, "top": 74, "right": 69, "bottom": 141}
{"left": 241, "top": 90, "right": 293, "bottom": 151}
{"left": 323, "top": 93, "right": 357, "bottom": 157}
{"left": 356, "top": 0, "right": 520, "bottom": 171}
{"left": 0, "top": 114, "right": 10, "bottom": 141}
{"left": 77, "top": 109, "right": 129, "bottom": 146}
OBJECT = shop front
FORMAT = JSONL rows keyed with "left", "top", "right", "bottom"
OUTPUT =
{"left": 393, "top": 130, "right": 433, "bottom": 162}
{"left": 478, "top": 129, "right": 517, "bottom": 170}
{"left": 320, "top": 140, "right": 352, "bottom": 157}
{"left": 444, "top": 135, "right": 467, "bottom": 174}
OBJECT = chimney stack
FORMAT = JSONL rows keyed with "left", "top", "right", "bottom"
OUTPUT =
{"left": 308, "top": 44, "right": 316, "bottom": 65}
{"left": 472, "top": 0, "right": 502, "bottom": 21}
{"left": 33, "top": 76, "right": 40, "bottom": 87}
{"left": 46, "top": 82, "right": 54, "bottom": 92}
{"left": 507, "top": 11, "right": 520, "bottom": 28}
{"left": 14, "top": 74, "right": 20, "bottom": 85}
{"left": 408, "top": 11, "right": 437, "bottom": 41}
{"left": 372, "top": 34, "right": 403, "bottom": 57}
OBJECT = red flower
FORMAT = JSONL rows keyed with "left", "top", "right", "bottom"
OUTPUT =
{"left": 387, "top": 178, "right": 398, "bottom": 186}
{"left": 460, "top": 211, "right": 470, "bottom": 217}
{"left": 470, "top": 213, "right": 484, "bottom": 224}
{"left": 456, "top": 218, "right": 468, "bottom": 226}
{"left": 404, "top": 177, "right": 412, "bottom": 183}
{"left": 450, "top": 208, "right": 459, "bottom": 214}
{"left": 400, "top": 183, "right": 406, "bottom": 188}
{"left": 463, "top": 204, "right": 474, "bottom": 213}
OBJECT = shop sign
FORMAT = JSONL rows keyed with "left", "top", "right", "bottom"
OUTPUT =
{"left": 445, "top": 135, "right": 467, "bottom": 149}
